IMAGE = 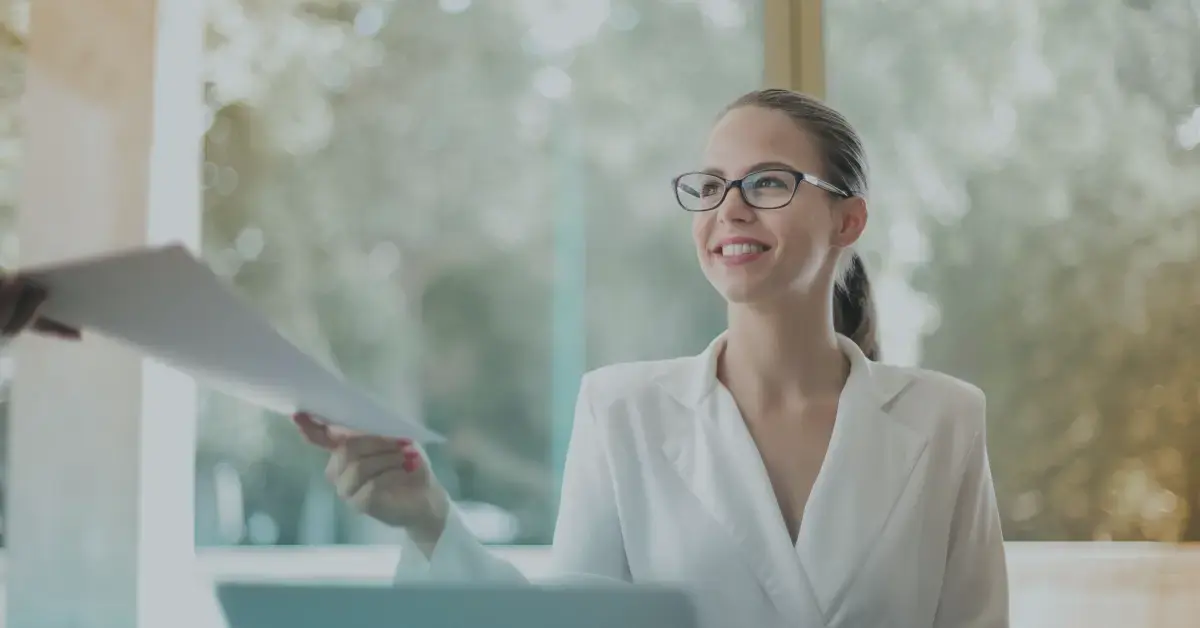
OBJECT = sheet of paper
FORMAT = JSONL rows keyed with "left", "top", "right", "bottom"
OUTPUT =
{"left": 24, "top": 244, "right": 443, "bottom": 443}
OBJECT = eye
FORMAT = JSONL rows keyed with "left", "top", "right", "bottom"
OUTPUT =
{"left": 747, "top": 173, "right": 790, "bottom": 189}
{"left": 675, "top": 173, "right": 726, "bottom": 199}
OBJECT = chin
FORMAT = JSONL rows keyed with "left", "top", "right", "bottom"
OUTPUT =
{"left": 713, "top": 280, "right": 768, "bottom": 305}
{"left": 702, "top": 259, "right": 786, "bottom": 304}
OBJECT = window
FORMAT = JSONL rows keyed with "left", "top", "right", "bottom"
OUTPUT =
{"left": 8, "top": 0, "right": 1193, "bottom": 554}
{"left": 197, "top": 0, "right": 764, "bottom": 547}
{"left": 824, "top": 1, "right": 1200, "bottom": 541}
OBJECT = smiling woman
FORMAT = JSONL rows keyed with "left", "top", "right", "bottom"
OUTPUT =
{"left": 681, "top": 89, "right": 879, "bottom": 362}
{"left": 283, "top": 78, "right": 1008, "bottom": 627}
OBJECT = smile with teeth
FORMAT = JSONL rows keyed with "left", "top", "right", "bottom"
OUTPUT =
{"left": 720, "top": 243, "right": 768, "bottom": 257}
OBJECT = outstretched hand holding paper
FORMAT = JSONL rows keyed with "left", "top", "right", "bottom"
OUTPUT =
{"left": 23, "top": 244, "right": 442, "bottom": 443}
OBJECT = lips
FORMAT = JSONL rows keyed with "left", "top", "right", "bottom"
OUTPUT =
{"left": 718, "top": 242, "right": 768, "bottom": 257}
{"left": 711, "top": 236, "right": 771, "bottom": 255}
{"left": 711, "top": 237, "right": 771, "bottom": 266}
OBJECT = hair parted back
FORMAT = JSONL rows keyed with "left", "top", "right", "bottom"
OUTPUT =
{"left": 722, "top": 88, "right": 880, "bottom": 360}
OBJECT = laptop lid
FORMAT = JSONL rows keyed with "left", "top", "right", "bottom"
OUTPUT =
{"left": 216, "top": 581, "right": 698, "bottom": 628}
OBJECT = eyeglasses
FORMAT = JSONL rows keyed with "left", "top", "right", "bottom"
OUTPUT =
{"left": 672, "top": 168, "right": 850, "bottom": 212}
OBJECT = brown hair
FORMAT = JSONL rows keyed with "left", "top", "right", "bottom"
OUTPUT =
{"left": 723, "top": 88, "right": 880, "bottom": 360}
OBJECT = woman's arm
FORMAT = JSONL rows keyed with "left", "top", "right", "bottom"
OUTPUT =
{"left": 932, "top": 392, "right": 1009, "bottom": 628}
{"left": 394, "top": 373, "right": 630, "bottom": 584}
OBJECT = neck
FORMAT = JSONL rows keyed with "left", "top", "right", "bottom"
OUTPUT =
{"left": 720, "top": 293, "right": 849, "bottom": 409}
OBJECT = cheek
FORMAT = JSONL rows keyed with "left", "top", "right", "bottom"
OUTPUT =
{"left": 780, "top": 218, "right": 821, "bottom": 248}
{"left": 778, "top": 198, "right": 832, "bottom": 246}
{"left": 691, "top": 214, "right": 713, "bottom": 252}
{"left": 770, "top": 212, "right": 829, "bottom": 267}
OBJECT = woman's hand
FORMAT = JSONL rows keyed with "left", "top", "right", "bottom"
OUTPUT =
{"left": 293, "top": 412, "right": 450, "bottom": 549}
{"left": 0, "top": 276, "right": 80, "bottom": 339}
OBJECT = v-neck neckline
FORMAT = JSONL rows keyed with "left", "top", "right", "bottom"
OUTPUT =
{"left": 711, "top": 381, "right": 849, "bottom": 552}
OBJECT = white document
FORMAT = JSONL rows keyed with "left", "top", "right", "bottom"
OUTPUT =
{"left": 25, "top": 243, "right": 443, "bottom": 443}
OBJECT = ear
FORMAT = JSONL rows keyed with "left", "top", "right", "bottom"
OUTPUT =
{"left": 831, "top": 196, "right": 867, "bottom": 248}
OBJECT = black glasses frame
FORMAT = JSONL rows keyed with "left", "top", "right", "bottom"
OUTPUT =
{"left": 671, "top": 168, "right": 851, "bottom": 212}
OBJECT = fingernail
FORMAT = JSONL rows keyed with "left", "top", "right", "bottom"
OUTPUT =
{"left": 402, "top": 459, "right": 417, "bottom": 473}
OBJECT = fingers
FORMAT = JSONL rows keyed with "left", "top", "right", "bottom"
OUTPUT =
{"left": 326, "top": 435, "right": 418, "bottom": 481}
{"left": 400, "top": 441, "right": 422, "bottom": 473}
{"left": 0, "top": 276, "right": 79, "bottom": 339}
{"left": 0, "top": 280, "right": 46, "bottom": 337}
{"left": 330, "top": 449, "right": 408, "bottom": 500}
{"left": 326, "top": 437, "right": 425, "bottom": 499}
{"left": 0, "top": 279, "right": 22, "bottom": 331}
{"left": 294, "top": 412, "right": 430, "bottom": 517}
{"left": 341, "top": 434, "right": 414, "bottom": 460}
{"left": 293, "top": 412, "right": 341, "bottom": 450}
{"left": 345, "top": 467, "right": 412, "bottom": 514}
{"left": 32, "top": 317, "right": 81, "bottom": 339}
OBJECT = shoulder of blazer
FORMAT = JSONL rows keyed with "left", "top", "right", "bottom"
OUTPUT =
{"left": 576, "top": 356, "right": 707, "bottom": 453}
{"left": 580, "top": 355, "right": 699, "bottom": 411}
{"left": 875, "top": 362, "right": 987, "bottom": 451}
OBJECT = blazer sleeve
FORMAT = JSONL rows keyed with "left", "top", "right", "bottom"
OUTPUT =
{"left": 933, "top": 392, "right": 1010, "bottom": 628}
{"left": 394, "top": 373, "right": 630, "bottom": 584}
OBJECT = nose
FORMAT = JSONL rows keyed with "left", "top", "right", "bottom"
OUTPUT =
{"left": 715, "top": 186, "right": 756, "bottom": 223}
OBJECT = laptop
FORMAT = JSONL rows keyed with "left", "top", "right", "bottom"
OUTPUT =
{"left": 216, "top": 581, "right": 699, "bottom": 628}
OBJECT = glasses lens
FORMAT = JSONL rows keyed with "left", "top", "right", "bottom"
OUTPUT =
{"left": 674, "top": 173, "right": 725, "bottom": 211}
{"left": 741, "top": 170, "right": 797, "bottom": 209}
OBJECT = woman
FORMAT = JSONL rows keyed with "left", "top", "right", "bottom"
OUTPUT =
{"left": 296, "top": 89, "right": 1009, "bottom": 628}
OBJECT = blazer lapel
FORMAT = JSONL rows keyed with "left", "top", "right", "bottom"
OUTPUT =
{"left": 657, "top": 335, "right": 827, "bottom": 626}
{"left": 795, "top": 336, "right": 927, "bottom": 616}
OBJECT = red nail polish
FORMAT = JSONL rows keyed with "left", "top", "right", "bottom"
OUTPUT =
{"left": 402, "top": 459, "right": 417, "bottom": 472}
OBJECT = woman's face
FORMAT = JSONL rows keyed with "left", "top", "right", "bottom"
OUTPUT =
{"left": 690, "top": 106, "right": 865, "bottom": 305}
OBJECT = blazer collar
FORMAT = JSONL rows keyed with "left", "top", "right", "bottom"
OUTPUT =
{"left": 657, "top": 332, "right": 923, "bottom": 624}
{"left": 661, "top": 331, "right": 912, "bottom": 411}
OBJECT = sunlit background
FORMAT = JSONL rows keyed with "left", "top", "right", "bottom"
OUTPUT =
{"left": 0, "top": 0, "right": 1199, "bottom": 625}
{"left": 178, "top": 0, "right": 1200, "bottom": 548}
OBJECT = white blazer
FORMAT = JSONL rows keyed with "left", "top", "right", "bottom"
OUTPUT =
{"left": 395, "top": 334, "right": 1009, "bottom": 628}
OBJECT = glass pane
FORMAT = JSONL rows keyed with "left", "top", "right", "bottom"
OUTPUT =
{"left": 198, "top": 1, "right": 763, "bottom": 546}
{"left": 826, "top": 2, "right": 1200, "bottom": 541}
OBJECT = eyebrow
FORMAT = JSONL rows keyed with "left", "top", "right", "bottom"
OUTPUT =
{"left": 701, "top": 161, "right": 798, "bottom": 177}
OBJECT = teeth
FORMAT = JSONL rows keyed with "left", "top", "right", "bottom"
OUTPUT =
{"left": 720, "top": 243, "right": 767, "bottom": 256}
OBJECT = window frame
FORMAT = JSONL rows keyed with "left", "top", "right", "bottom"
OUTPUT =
{"left": 764, "top": 0, "right": 826, "bottom": 96}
